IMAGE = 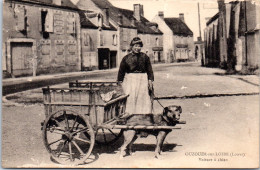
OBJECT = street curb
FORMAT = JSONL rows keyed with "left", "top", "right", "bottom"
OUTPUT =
{"left": 2, "top": 62, "right": 198, "bottom": 96}
{"left": 154, "top": 92, "right": 259, "bottom": 100}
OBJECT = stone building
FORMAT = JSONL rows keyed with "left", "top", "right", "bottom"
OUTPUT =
{"left": 194, "top": 37, "right": 205, "bottom": 65}
{"left": 204, "top": 13, "right": 219, "bottom": 67}
{"left": 79, "top": 10, "right": 118, "bottom": 70}
{"left": 76, "top": 0, "right": 163, "bottom": 67}
{"left": 117, "top": 5, "right": 164, "bottom": 63}
{"left": 204, "top": 0, "right": 260, "bottom": 73}
{"left": 152, "top": 12, "right": 194, "bottom": 63}
{"left": 2, "top": 0, "right": 81, "bottom": 77}
{"left": 76, "top": 0, "right": 137, "bottom": 68}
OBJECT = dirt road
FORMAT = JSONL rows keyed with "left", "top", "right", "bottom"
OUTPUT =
{"left": 2, "top": 63, "right": 259, "bottom": 168}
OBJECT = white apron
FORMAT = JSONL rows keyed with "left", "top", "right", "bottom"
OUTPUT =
{"left": 122, "top": 73, "right": 153, "bottom": 114}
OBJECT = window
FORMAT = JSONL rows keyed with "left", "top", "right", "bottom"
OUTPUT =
{"left": 98, "top": 15, "right": 102, "bottom": 27}
{"left": 40, "top": 9, "right": 54, "bottom": 33}
{"left": 113, "top": 34, "right": 117, "bottom": 46}
{"left": 155, "top": 37, "right": 159, "bottom": 46}
{"left": 84, "top": 33, "right": 90, "bottom": 46}
{"left": 100, "top": 34, "right": 104, "bottom": 46}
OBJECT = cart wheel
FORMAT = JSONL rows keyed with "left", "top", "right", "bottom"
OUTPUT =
{"left": 95, "top": 128, "right": 123, "bottom": 145}
{"left": 42, "top": 110, "right": 95, "bottom": 165}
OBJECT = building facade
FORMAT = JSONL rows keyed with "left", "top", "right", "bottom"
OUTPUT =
{"left": 76, "top": 0, "right": 163, "bottom": 68}
{"left": 2, "top": 0, "right": 81, "bottom": 77}
{"left": 152, "top": 12, "right": 194, "bottom": 63}
{"left": 194, "top": 37, "right": 205, "bottom": 65}
{"left": 204, "top": 0, "right": 260, "bottom": 73}
{"left": 117, "top": 5, "right": 164, "bottom": 63}
{"left": 79, "top": 10, "right": 118, "bottom": 70}
{"left": 76, "top": 0, "right": 137, "bottom": 68}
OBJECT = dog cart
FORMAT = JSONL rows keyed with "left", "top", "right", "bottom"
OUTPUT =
{"left": 41, "top": 81, "right": 185, "bottom": 165}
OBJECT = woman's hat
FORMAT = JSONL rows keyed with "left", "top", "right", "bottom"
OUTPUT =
{"left": 130, "top": 37, "right": 143, "bottom": 47}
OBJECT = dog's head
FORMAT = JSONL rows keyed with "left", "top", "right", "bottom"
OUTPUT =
{"left": 163, "top": 105, "right": 182, "bottom": 123}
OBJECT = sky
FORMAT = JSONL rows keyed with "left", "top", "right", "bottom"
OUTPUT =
{"left": 72, "top": 0, "right": 219, "bottom": 40}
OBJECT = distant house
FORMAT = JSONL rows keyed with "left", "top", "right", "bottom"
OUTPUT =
{"left": 117, "top": 4, "right": 164, "bottom": 63}
{"left": 76, "top": 0, "right": 164, "bottom": 68}
{"left": 2, "top": 0, "right": 81, "bottom": 77}
{"left": 79, "top": 10, "right": 118, "bottom": 70}
{"left": 204, "top": 0, "right": 260, "bottom": 73}
{"left": 194, "top": 37, "right": 205, "bottom": 64}
{"left": 76, "top": 0, "right": 137, "bottom": 68}
{"left": 152, "top": 12, "right": 194, "bottom": 63}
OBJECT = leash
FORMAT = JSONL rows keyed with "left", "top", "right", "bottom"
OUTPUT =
{"left": 151, "top": 89, "right": 165, "bottom": 109}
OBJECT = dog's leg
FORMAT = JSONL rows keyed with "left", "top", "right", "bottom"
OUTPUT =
{"left": 127, "top": 135, "right": 138, "bottom": 155}
{"left": 120, "top": 130, "right": 136, "bottom": 159}
{"left": 155, "top": 131, "right": 167, "bottom": 159}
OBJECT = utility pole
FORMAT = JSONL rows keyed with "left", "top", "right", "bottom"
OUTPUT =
{"left": 198, "top": 2, "right": 202, "bottom": 39}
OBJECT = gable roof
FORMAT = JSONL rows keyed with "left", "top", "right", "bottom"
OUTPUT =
{"left": 90, "top": 0, "right": 162, "bottom": 34}
{"left": 206, "top": 12, "right": 219, "bottom": 26}
{"left": 79, "top": 11, "right": 117, "bottom": 31}
{"left": 78, "top": 11, "right": 98, "bottom": 29}
{"left": 5, "top": 0, "right": 79, "bottom": 11}
{"left": 117, "top": 7, "right": 163, "bottom": 34}
{"left": 164, "top": 18, "right": 193, "bottom": 36}
{"left": 89, "top": 0, "right": 136, "bottom": 28}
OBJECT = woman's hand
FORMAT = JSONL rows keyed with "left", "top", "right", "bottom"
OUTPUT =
{"left": 148, "top": 80, "right": 153, "bottom": 91}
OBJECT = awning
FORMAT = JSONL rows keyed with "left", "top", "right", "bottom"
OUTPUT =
{"left": 152, "top": 47, "right": 163, "bottom": 51}
{"left": 176, "top": 44, "right": 188, "bottom": 48}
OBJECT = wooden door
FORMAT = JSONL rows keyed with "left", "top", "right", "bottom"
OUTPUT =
{"left": 11, "top": 42, "right": 33, "bottom": 75}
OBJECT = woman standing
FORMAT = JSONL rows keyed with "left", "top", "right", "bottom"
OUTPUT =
{"left": 117, "top": 37, "right": 154, "bottom": 116}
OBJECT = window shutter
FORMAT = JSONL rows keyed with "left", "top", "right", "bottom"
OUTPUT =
{"left": 45, "top": 9, "right": 54, "bottom": 32}
{"left": 113, "top": 34, "right": 117, "bottom": 46}
{"left": 16, "top": 6, "right": 25, "bottom": 31}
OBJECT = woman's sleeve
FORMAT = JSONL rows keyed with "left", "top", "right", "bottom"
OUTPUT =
{"left": 117, "top": 57, "right": 126, "bottom": 82}
{"left": 146, "top": 56, "right": 154, "bottom": 81}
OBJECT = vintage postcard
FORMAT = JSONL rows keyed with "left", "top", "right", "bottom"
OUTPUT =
{"left": 2, "top": 0, "right": 259, "bottom": 168}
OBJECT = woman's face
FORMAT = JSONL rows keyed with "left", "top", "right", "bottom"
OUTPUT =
{"left": 132, "top": 44, "right": 142, "bottom": 54}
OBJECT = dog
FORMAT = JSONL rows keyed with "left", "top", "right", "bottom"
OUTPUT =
{"left": 119, "top": 105, "right": 182, "bottom": 159}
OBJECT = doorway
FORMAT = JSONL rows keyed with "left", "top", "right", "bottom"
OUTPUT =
{"left": 11, "top": 42, "right": 33, "bottom": 76}
{"left": 110, "top": 51, "right": 117, "bottom": 68}
{"left": 98, "top": 48, "right": 110, "bottom": 69}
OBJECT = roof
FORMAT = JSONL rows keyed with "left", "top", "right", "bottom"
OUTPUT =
{"left": 5, "top": 0, "right": 79, "bottom": 11}
{"left": 117, "top": 7, "right": 163, "bottom": 34}
{"left": 90, "top": 0, "right": 162, "bottom": 34}
{"left": 79, "top": 11, "right": 117, "bottom": 31}
{"left": 78, "top": 11, "right": 98, "bottom": 29}
{"left": 90, "top": 0, "right": 136, "bottom": 28}
{"left": 206, "top": 12, "right": 219, "bottom": 26}
{"left": 164, "top": 18, "right": 193, "bottom": 36}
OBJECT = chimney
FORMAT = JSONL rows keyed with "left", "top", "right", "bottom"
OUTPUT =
{"left": 53, "top": 0, "right": 61, "bottom": 6}
{"left": 158, "top": 11, "right": 164, "bottom": 19}
{"left": 118, "top": 14, "right": 123, "bottom": 25}
{"left": 134, "top": 4, "right": 143, "bottom": 21}
{"left": 179, "top": 13, "right": 184, "bottom": 23}
{"left": 103, "top": 8, "right": 109, "bottom": 26}
{"left": 217, "top": 0, "right": 225, "bottom": 11}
